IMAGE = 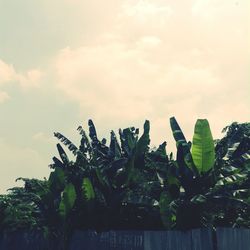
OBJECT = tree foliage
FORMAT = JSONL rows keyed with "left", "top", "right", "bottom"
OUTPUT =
{"left": 0, "top": 118, "right": 249, "bottom": 237}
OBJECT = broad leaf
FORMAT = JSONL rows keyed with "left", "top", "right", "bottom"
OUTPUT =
{"left": 56, "top": 143, "right": 69, "bottom": 164}
{"left": 77, "top": 126, "right": 91, "bottom": 154}
{"left": 159, "top": 192, "right": 174, "bottom": 229}
{"left": 54, "top": 132, "right": 78, "bottom": 155}
{"left": 48, "top": 167, "right": 65, "bottom": 192}
{"left": 170, "top": 117, "right": 187, "bottom": 146}
{"left": 119, "top": 127, "right": 138, "bottom": 156}
{"left": 191, "top": 119, "right": 215, "bottom": 173}
{"left": 170, "top": 117, "right": 196, "bottom": 173}
{"left": 51, "top": 157, "right": 65, "bottom": 169}
{"left": 82, "top": 178, "right": 95, "bottom": 200}
{"left": 136, "top": 120, "right": 150, "bottom": 155}
{"left": 88, "top": 119, "right": 98, "bottom": 144}
{"left": 59, "top": 183, "right": 76, "bottom": 218}
{"left": 135, "top": 120, "right": 150, "bottom": 168}
{"left": 109, "top": 131, "right": 122, "bottom": 159}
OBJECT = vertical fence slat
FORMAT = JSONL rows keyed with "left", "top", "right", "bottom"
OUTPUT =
{"left": 216, "top": 228, "right": 250, "bottom": 250}
{"left": 0, "top": 231, "right": 50, "bottom": 250}
{"left": 69, "top": 230, "right": 89, "bottom": 250}
{"left": 116, "top": 231, "right": 144, "bottom": 250}
{"left": 191, "top": 228, "right": 213, "bottom": 250}
{"left": 144, "top": 230, "right": 192, "bottom": 250}
{"left": 69, "top": 230, "right": 144, "bottom": 250}
{"left": 144, "top": 231, "right": 165, "bottom": 250}
{"left": 166, "top": 230, "right": 192, "bottom": 250}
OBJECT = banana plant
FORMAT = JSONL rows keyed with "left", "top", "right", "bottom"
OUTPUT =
{"left": 168, "top": 117, "right": 216, "bottom": 197}
{"left": 52, "top": 119, "right": 161, "bottom": 230}
{"left": 1, "top": 118, "right": 249, "bottom": 234}
{"left": 159, "top": 117, "right": 248, "bottom": 229}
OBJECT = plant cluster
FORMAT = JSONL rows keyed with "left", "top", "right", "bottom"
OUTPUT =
{"left": 0, "top": 118, "right": 249, "bottom": 240}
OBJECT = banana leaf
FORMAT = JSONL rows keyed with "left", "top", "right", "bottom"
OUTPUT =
{"left": 56, "top": 143, "right": 70, "bottom": 165}
{"left": 59, "top": 183, "right": 76, "bottom": 218}
{"left": 82, "top": 178, "right": 95, "bottom": 200}
{"left": 170, "top": 117, "right": 197, "bottom": 174}
{"left": 191, "top": 119, "right": 215, "bottom": 173}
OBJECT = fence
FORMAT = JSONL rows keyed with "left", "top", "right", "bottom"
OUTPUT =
{"left": 0, "top": 228, "right": 249, "bottom": 250}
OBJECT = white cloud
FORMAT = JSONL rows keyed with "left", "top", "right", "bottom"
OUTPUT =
{"left": 136, "top": 36, "right": 162, "bottom": 49}
{"left": 18, "top": 69, "right": 43, "bottom": 88}
{"left": 0, "top": 91, "right": 10, "bottom": 103}
{"left": 0, "top": 60, "right": 16, "bottom": 84}
{"left": 53, "top": 0, "right": 249, "bottom": 147}
{"left": 0, "top": 59, "right": 42, "bottom": 87}
{"left": 54, "top": 39, "right": 224, "bottom": 143}
{"left": 192, "top": 0, "right": 243, "bottom": 18}
{"left": 0, "top": 59, "right": 43, "bottom": 102}
{"left": 121, "top": 0, "right": 174, "bottom": 24}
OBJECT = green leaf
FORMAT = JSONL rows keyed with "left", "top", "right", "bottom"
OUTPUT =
{"left": 170, "top": 117, "right": 197, "bottom": 173}
{"left": 56, "top": 143, "right": 69, "bottom": 164}
{"left": 77, "top": 126, "right": 91, "bottom": 154}
{"left": 159, "top": 192, "right": 174, "bottom": 229}
{"left": 48, "top": 167, "right": 65, "bottom": 192}
{"left": 222, "top": 142, "right": 240, "bottom": 160}
{"left": 52, "top": 157, "right": 65, "bottom": 169}
{"left": 124, "top": 156, "right": 135, "bottom": 186}
{"left": 135, "top": 120, "right": 150, "bottom": 168}
{"left": 88, "top": 119, "right": 98, "bottom": 144}
{"left": 170, "top": 117, "right": 187, "bottom": 146}
{"left": 136, "top": 120, "right": 150, "bottom": 155}
{"left": 191, "top": 194, "right": 207, "bottom": 204}
{"left": 54, "top": 132, "right": 78, "bottom": 155}
{"left": 82, "top": 178, "right": 95, "bottom": 200}
{"left": 191, "top": 119, "right": 215, "bottom": 173}
{"left": 109, "top": 131, "right": 122, "bottom": 158}
{"left": 119, "top": 127, "right": 139, "bottom": 156}
{"left": 59, "top": 183, "right": 76, "bottom": 218}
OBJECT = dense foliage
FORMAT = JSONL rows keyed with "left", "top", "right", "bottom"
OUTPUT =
{"left": 0, "top": 118, "right": 249, "bottom": 241}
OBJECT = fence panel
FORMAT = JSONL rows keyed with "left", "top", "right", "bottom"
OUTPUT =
{"left": 0, "top": 228, "right": 250, "bottom": 250}
{"left": 69, "top": 230, "right": 144, "bottom": 250}
{"left": 0, "top": 231, "right": 50, "bottom": 250}
{"left": 216, "top": 228, "right": 250, "bottom": 250}
{"left": 145, "top": 231, "right": 190, "bottom": 250}
{"left": 191, "top": 229, "right": 213, "bottom": 250}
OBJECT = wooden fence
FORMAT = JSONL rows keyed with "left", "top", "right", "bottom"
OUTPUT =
{"left": 0, "top": 228, "right": 249, "bottom": 250}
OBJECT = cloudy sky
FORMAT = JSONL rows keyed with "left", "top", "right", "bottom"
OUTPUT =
{"left": 0, "top": 0, "right": 249, "bottom": 193}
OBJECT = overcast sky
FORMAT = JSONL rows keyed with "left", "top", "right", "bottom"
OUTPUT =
{"left": 0, "top": 0, "right": 249, "bottom": 193}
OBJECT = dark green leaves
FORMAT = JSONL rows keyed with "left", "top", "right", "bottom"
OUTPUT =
{"left": 136, "top": 120, "right": 150, "bottom": 155}
{"left": 170, "top": 117, "right": 187, "bottom": 146}
{"left": 56, "top": 144, "right": 69, "bottom": 164}
{"left": 54, "top": 132, "right": 78, "bottom": 155}
{"left": 82, "top": 178, "right": 95, "bottom": 201}
{"left": 1, "top": 118, "right": 250, "bottom": 234}
{"left": 88, "top": 119, "right": 98, "bottom": 144}
{"left": 170, "top": 117, "right": 197, "bottom": 174}
{"left": 109, "top": 131, "right": 122, "bottom": 159}
{"left": 135, "top": 120, "right": 150, "bottom": 168}
{"left": 159, "top": 192, "right": 175, "bottom": 229}
{"left": 59, "top": 183, "right": 76, "bottom": 218}
{"left": 49, "top": 167, "right": 65, "bottom": 192}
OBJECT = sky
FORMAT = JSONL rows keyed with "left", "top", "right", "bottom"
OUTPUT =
{"left": 0, "top": 0, "right": 249, "bottom": 193}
